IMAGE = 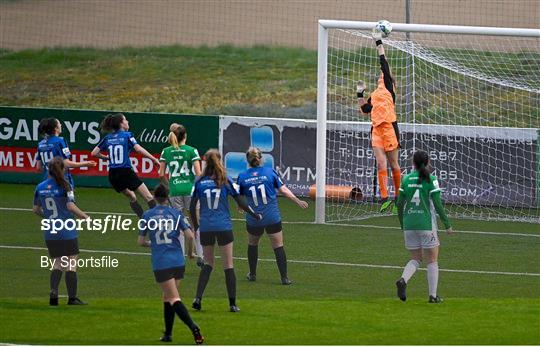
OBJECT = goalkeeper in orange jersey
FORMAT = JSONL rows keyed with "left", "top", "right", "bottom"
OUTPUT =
{"left": 357, "top": 27, "right": 401, "bottom": 213}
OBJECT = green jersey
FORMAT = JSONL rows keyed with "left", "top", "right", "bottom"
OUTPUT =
{"left": 396, "top": 171, "right": 451, "bottom": 231}
{"left": 159, "top": 145, "right": 201, "bottom": 197}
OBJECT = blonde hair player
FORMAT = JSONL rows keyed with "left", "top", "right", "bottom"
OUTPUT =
{"left": 395, "top": 150, "right": 454, "bottom": 303}
{"left": 158, "top": 123, "right": 204, "bottom": 266}
{"left": 237, "top": 147, "right": 308, "bottom": 284}
{"left": 357, "top": 26, "right": 401, "bottom": 213}
{"left": 189, "top": 149, "right": 262, "bottom": 312}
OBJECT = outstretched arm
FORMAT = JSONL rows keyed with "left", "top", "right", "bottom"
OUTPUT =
{"left": 357, "top": 81, "right": 372, "bottom": 115}
{"left": 64, "top": 158, "right": 97, "bottom": 169}
{"left": 134, "top": 144, "right": 160, "bottom": 166}
{"left": 278, "top": 185, "right": 308, "bottom": 209}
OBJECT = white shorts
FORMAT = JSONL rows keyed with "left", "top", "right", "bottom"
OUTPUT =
{"left": 170, "top": 196, "right": 191, "bottom": 211}
{"left": 404, "top": 230, "right": 440, "bottom": 250}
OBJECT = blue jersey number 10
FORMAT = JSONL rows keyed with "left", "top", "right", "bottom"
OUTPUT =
{"left": 108, "top": 145, "right": 124, "bottom": 165}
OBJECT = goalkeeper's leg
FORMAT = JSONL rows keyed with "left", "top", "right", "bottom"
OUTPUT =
{"left": 373, "top": 146, "right": 390, "bottom": 211}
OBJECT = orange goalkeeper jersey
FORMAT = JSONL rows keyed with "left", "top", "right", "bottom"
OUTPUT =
{"left": 370, "top": 75, "right": 397, "bottom": 127}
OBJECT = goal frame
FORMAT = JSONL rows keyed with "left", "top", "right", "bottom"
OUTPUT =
{"left": 315, "top": 20, "right": 540, "bottom": 224}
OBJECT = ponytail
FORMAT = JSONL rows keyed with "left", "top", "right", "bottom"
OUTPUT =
{"left": 100, "top": 113, "right": 125, "bottom": 133}
{"left": 246, "top": 147, "right": 263, "bottom": 167}
{"left": 413, "top": 150, "right": 431, "bottom": 184}
{"left": 48, "top": 157, "right": 71, "bottom": 193}
{"left": 203, "top": 149, "right": 227, "bottom": 187}
{"left": 168, "top": 123, "right": 186, "bottom": 149}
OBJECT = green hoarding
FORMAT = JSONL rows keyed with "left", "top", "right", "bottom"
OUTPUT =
{"left": 0, "top": 106, "right": 219, "bottom": 187}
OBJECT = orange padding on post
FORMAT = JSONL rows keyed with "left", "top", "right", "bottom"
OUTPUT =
{"left": 308, "top": 185, "right": 363, "bottom": 202}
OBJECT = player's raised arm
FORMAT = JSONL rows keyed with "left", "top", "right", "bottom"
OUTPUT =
{"left": 357, "top": 80, "right": 372, "bottom": 115}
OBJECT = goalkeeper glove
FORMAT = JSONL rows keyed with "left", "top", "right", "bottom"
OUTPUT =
{"left": 356, "top": 81, "right": 366, "bottom": 98}
{"left": 371, "top": 27, "right": 383, "bottom": 46}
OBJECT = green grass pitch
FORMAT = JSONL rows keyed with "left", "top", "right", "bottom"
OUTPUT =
{"left": 0, "top": 182, "right": 539, "bottom": 344}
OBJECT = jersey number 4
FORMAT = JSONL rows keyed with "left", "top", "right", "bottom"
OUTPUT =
{"left": 411, "top": 189, "right": 421, "bottom": 206}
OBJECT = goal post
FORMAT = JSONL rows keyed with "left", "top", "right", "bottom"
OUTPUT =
{"left": 315, "top": 20, "right": 540, "bottom": 224}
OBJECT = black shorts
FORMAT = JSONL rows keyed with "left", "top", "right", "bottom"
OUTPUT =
{"left": 45, "top": 238, "right": 79, "bottom": 258}
{"left": 200, "top": 231, "right": 234, "bottom": 246}
{"left": 108, "top": 168, "right": 143, "bottom": 192}
{"left": 153, "top": 266, "right": 185, "bottom": 283}
{"left": 246, "top": 222, "right": 282, "bottom": 236}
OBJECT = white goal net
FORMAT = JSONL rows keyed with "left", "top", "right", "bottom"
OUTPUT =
{"left": 316, "top": 21, "right": 540, "bottom": 223}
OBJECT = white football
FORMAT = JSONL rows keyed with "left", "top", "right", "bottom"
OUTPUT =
{"left": 376, "top": 20, "right": 392, "bottom": 38}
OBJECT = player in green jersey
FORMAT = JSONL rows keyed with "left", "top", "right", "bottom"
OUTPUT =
{"left": 159, "top": 123, "right": 204, "bottom": 265}
{"left": 395, "top": 150, "right": 453, "bottom": 303}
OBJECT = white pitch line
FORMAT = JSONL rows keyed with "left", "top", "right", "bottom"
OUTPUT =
{"left": 1, "top": 244, "right": 539, "bottom": 277}
{"left": 1, "top": 206, "right": 538, "bottom": 238}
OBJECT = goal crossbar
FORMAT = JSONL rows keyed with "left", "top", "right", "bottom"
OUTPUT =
{"left": 318, "top": 20, "right": 540, "bottom": 37}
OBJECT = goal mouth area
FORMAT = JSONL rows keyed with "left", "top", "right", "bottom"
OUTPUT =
{"left": 316, "top": 20, "right": 540, "bottom": 224}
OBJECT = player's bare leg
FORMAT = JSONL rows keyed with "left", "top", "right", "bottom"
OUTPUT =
{"left": 136, "top": 183, "right": 156, "bottom": 209}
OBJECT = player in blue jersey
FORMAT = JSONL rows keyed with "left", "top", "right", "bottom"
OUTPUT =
{"left": 138, "top": 184, "right": 204, "bottom": 344}
{"left": 91, "top": 113, "right": 160, "bottom": 218}
{"left": 237, "top": 147, "right": 308, "bottom": 285}
{"left": 36, "top": 118, "right": 96, "bottom": 187}
{"left": 32, "top": 157, "right": 89, "bottom": 306}
{"left": 189, "top": 149, "right": 261, "bottom": 313}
